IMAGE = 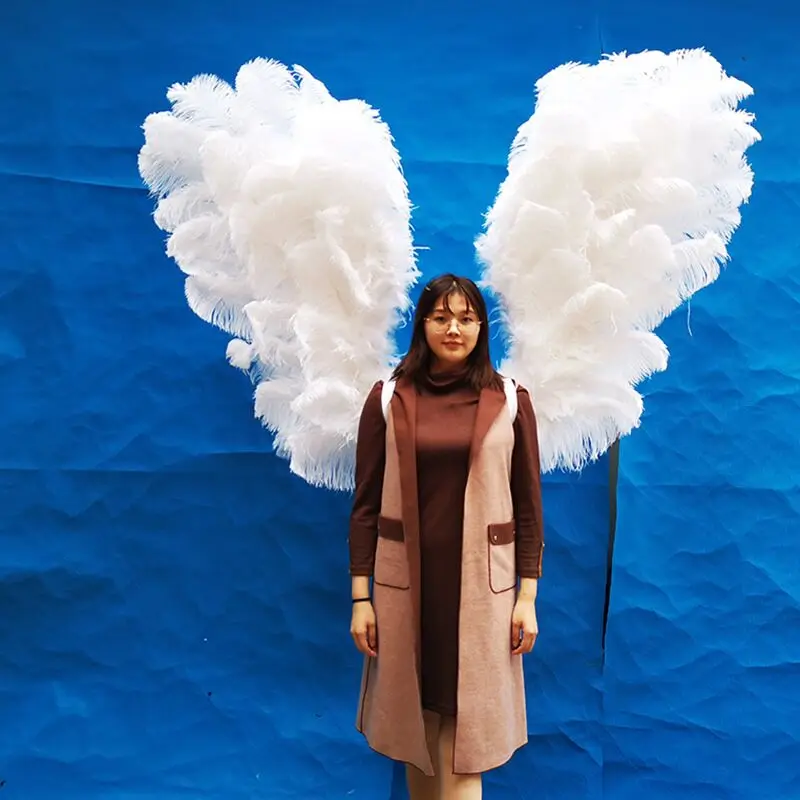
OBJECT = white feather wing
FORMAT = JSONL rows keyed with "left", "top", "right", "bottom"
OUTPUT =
{"left": 139, "top": 59, "right": 417, "bottom": 489}
{"left": 477, "top": 48, "right": 760, "bottom": 472}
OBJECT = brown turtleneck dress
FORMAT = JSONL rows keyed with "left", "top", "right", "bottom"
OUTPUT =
{"left": 349, "top": 370, "right": 544, "bottom": 717}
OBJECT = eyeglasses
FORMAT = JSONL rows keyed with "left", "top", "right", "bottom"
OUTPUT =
{"left": 424, "top": 314, "right": 482, "bottom": 334}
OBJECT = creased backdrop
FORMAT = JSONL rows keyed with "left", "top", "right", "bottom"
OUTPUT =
{"left": 0, "top": 1, "right": 797, "bottom": 798}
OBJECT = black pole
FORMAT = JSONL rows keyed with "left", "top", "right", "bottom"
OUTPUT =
{"left": 601, "top": 439, "right": 620, "bottom": 660}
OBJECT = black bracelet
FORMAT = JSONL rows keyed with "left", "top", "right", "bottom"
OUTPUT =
{"left": 352, "top": 597, "right": 372, "bottom": 604}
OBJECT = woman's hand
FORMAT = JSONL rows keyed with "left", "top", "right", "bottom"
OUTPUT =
{"left": 351, "top": 601, "right": 378, "bottom": 657}
{"left": 511, "top": 595, "right": 538, "bottom": 655}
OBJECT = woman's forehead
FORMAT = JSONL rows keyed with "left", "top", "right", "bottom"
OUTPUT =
{"left": 434, "top": 291, "right": 472, "bottom": 312}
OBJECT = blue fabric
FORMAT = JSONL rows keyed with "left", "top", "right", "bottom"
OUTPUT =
{"left": 0, "top": 0, "right": 796, "bottom": 798}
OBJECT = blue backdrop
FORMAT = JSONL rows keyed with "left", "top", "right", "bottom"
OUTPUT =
{"left": 1, "top": 0, "right": 797, "bottom": 798}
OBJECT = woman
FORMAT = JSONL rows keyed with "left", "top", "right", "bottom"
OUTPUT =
{"left": 348, "top": 274, "right": 544, "bottom": 800}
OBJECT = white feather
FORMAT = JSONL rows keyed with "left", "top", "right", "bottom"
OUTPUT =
{"left": 139, "top": 58, "right": 417, "bottom": 490}
{"left": 477, "top": 48, "right": 760, "bottom": 472}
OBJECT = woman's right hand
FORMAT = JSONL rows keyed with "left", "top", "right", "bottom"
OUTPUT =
{"left": 351, "top": 601, "right": 378, "bottom": 657}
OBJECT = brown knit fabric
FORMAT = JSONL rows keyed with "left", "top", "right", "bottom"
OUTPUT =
{"left": 349, "top": 373, "right": 544, "bottom": 716}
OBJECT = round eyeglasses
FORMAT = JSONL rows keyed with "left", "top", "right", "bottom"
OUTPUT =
{"left": 424, "top": 314, "right": 482, "bottom": 334}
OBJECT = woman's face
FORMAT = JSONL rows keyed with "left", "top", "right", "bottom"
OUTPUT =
{"left": 424, "top": 291, "right": 481, "bottom": 371}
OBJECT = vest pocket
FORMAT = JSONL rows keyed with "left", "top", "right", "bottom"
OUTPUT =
{"left": 488, "top": 521, "right": 516, "bottom": 594}
{"left": 374, "top": 516, "right": 410, "bottom": 590}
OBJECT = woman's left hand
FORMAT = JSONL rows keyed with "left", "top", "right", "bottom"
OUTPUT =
{"left": 511, "top": 596, "right": 538, "bottom": 655}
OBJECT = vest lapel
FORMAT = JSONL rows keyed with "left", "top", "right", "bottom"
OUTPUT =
{"left": 468, "top": 386, "right": 506, "bottom": 469}
{"left": 391, "top": 377, "right": 423, "bottom": 669}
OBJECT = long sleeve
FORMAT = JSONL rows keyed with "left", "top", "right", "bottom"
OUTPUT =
{"left": 511, "top": 386, "right": 545, "bottom": 578}
{"left": 348, "top": 381, "right": 386, "bottom": 576}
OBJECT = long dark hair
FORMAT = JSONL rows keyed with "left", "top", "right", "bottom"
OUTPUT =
{"left": 392, "top": 273, "right": 503, "bottom": 392}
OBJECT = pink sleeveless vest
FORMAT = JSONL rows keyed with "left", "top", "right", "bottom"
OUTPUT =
{"left": 356, "top": 378, "right": 528, "bottom": 775}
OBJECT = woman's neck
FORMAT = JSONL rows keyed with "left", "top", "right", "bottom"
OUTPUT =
{"left": 428, "top": 358, "right": 468, "bottom": 376}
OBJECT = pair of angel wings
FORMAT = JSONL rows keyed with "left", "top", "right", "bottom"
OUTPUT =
{"left": 138, "top": 49, "right": 759, "bottom": 491}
